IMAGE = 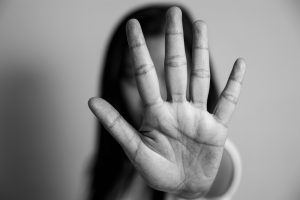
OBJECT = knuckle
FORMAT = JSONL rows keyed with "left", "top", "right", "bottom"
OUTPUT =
{"left": 107, "top": 115, "right": 122, "bottom": 130}
{"left": 165, "top": 55, "right": 187, "bottom": 68}
{"left": 129, "top": 40, "right": 145, "bottom": 49}
{"left": 165, "top": 61, "right": 187, "bottom": 68}
{"left": 221, "top": 92, "right": 238, "bottom": 105}
{"left": 135, "top": 64, "right": 154, "bottom": 76}
{"left": 191, "top": 68, "right": 210, "bottom": 78}
{"left": 171, "top": 93, "right": 186, "bottom": 102}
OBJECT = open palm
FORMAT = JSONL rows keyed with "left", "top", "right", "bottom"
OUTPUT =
{"left": 89, "top": 7, "right": 246, "bottom": 199}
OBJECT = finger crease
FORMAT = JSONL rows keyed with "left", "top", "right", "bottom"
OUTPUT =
{"left": 191, "top": 68, "right": 210, "bottom": 78}
{"left": 129, "top": 41, "right": 146, "bottom": 49}
{"left": 212, "top": 115, "right": 228, "bottom": 128}
{"left": 221, "top": 92, "right": 238, "bottom": 105}
{"left": 144, "top": 97, "right": 163, "bottom": 108}
{"left": 193, "top": 101, "right": 207, "bottom": 109}
{"left": 135, "top": 64, "right": 154, "bottom": 76}
{"left": 171, "top": 93, "right": 186, "bottom": 102}
{"left": 229, "top": 78, "right": 243, "bottom": 85}
{"left": 107, "top": 115, "right": 122, "bottom": 130}
{"left": 165, "top": 61, "right": 187, "bottom": 68}
{"left": 165, "top": 54, "right": 186, "bottom": 61}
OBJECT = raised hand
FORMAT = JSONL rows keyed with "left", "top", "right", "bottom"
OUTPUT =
{"left": 89, "top": 6, "right": 246, "bottom": 199}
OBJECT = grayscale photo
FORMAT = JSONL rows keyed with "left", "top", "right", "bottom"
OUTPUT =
{"left": 0, "top": 1, "right": 299, "bottom": 200}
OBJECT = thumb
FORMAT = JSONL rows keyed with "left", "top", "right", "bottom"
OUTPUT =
{"left": 88, "top": 97, "right": 141, "bottom": 159}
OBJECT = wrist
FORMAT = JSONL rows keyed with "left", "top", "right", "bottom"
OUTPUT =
{"left": 166, "top": 183, "right": 213, "bottom": 200}
{"left": 166, "top": 194, "right": 204, "bottom": 200}
{"left": 205, "top": 140, "right": 242, "bottom": 200}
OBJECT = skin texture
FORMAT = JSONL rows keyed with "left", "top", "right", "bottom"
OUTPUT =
{"left": 89, "top": 6, "right": 246, "bottom": 199}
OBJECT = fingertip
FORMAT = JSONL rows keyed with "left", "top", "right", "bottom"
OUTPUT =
{"left": 235, "top": 57, "right": 246, "bottom": 73}
{"left": 88, "top": 97, "right": 109, "bottom": 111}
{"left": 193, "top": 20, "right": 208, "bottom": 48}
{"left": 167, "top": 6, "right": 182, "bottom": 17}
{"left": 88, "top": 97, "right": 100, "bottom": 110}
{"left": 229, "top": 58, "right": 246, "bottom": 84}
{"left": 236, "top": 57, "right": 246, "bottom": 65}
{"left": 126, "top": 18, "right": 142, "bottom": 37}
{"left": 126, "top": 18, "right": 140, "bottom": 32}
{"left": 193, "top": 20, "right": 207, "bottom": 33}
{"left": 126, "top": 18, "right": 145, "bottom": 48}
{"left": 166, "top": 6, "right": 183, "bottom": 33}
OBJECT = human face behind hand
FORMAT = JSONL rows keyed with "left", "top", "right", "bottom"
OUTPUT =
{"left": 120, "top": 35, "right": 165, "bottom": 127}
{"left": 89, "top": 9, "right": 246, "bottom": 197}
{"left": 120, "top": 35, "right": 190, "bottom": 127}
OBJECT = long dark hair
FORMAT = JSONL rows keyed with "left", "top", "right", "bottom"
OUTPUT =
{"left": 90, "top": 4, "right": 219, "bottom": 200}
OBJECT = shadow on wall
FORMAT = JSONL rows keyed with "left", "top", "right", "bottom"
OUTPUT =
{"left": 0, "top": 62, "right": 65, "bottom": 200}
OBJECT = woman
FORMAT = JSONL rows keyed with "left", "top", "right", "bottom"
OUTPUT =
{"left": 89, "top": 5, "right": 245, "bottom": 200}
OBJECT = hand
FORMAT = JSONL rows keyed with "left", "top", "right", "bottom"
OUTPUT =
{"left": 89, "top": 6, "right": 246, "bottom": 199}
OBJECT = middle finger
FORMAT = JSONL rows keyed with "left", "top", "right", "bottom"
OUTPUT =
{"left": 165, "top": 7, "right": 187, "bottom": 102}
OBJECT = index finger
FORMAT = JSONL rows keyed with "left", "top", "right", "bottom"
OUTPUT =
{"left": 165, "top": 7, "right": 187, "bottom": 102}
{"left": 126, "top": 19, "right": 163, "bottom": 107}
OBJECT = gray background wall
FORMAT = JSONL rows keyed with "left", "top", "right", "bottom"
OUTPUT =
{"left": 0, "top": 0, "right": 299, "bottom": 199}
